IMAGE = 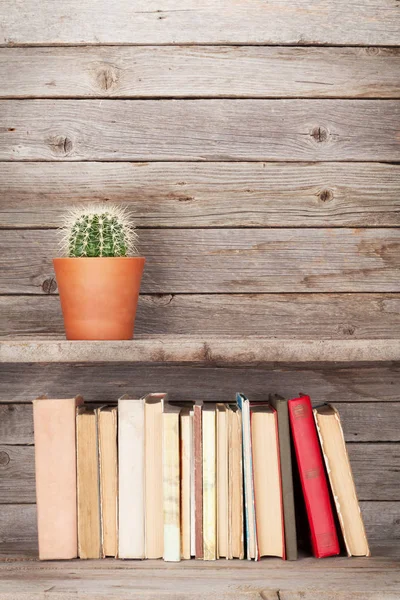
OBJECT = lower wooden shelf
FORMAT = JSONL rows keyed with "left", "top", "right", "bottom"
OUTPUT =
{"left": 1, "top": 337, "right": 400, "bottom": 365}
{"left": 0, "top": 543, "right": 399, "bottom": 599}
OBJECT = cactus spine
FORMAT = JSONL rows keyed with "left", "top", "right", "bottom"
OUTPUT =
{"left": 61, "top": 204, "right": 138, "bottom": 258}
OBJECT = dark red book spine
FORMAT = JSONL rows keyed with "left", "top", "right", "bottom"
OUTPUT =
{"left": 288, "top": 395, "right": 339, "bottom": 558}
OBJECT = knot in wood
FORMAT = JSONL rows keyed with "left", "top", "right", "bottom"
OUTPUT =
{"left": 96, "top": 65, "right": 118, "bottom": 92}
{"left": 42, "top": 277, "right": 57, "bottom": 294}
{"left": 318, "top": 189, "right": 334, "bottom": 203}
{"left": 0, "top": 451, "right": 10, "bottom": 467}
{"left": 47, "top": 135, "right": 73, "bottom": 156}
{"left": 311, "top": 126, "right": 329, "bottom": 143}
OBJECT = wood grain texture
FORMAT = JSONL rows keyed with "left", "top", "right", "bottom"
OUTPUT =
{"left": 0, "top": 502, "right": 397, "bottom": 559}
{"left": 1, "top": 363, "right": 399, "bottom": 404}
{"left": 2, "top": 162, "right": 400, "bottom": 229}
{"left": 1, "top": 443, "right": 397, "bottom": 504}
{"left": 2, "top": 402, "right": 399, "bottom": 445}
{"left": 1, "top": 0, "right": 399, "bottom": 45}
{"left": 2, "top": 229, "right": 400, "bottom": 294}
{"left": 3, "top": 294, "right": 400, "bottom": 340}
{"left": 1, "top": 47, "right": 400, "bottom": 99}
{"left": 1, "top": 100, "right": 400, "bottom": 161}
{"left": 2, "top": 339, "right": 399, "bottom": 365}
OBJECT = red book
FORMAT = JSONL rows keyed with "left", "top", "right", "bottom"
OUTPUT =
{"left": 288, "top": 395, "right": 340, "bottom": 558}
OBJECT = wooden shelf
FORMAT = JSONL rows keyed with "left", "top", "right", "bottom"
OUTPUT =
{"left": 1, "top": 337, "right": 399, "bottom": 365}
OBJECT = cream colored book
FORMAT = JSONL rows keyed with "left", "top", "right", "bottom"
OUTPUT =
{"left": 118, "top": 395, "right": 145, "bottom": 559}
{"left": 97, "top": 406, "right": 118, "bottom": 558}
{"left": 163, "top": 403, "right": 181, "bottom": 562}
{"left": 145, "top": 393, "right": 166, "bottom": 559}
{"left": 251, "top": 405, "right": 284, "bottom": 559}
{"left": 189, "top": 410, "right": 196, "bottom": 557}
{"left": 77, "top": 407, "right": 101, "bottom": 559}
{"left": 228, "top": 405, "right": 244, "bottom": 560}
{"left": 216, "top": 403, "right": 229, "bottom": 559}
{"left": 180, "top": 407, "right": 192, "bottom": 559}
{"left": 314, "top": 404, "right": 370, "bottom": 557}
{"left": 202, "top": 404, "right": 217, "bottom": 561}
{"left": 33, "top": 395, "right": 83, "bottom": 560}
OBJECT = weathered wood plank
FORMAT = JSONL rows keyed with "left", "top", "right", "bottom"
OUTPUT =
{"left": 1, "top": 363, "right": 399, "bottom": 404}
{"left": 1, "top": 339, "right": 399, "bottom": 365}
{"left": 2, "top": 162, "right": 400, "bottom": 229}
{"left": 1, "top": 0, "right": 399, "bottom": 45}
{"left": 1, "top": 47, "right": 400, "bottom": 99}
{"left": 1, "top": 100, "right": 399, "bottom": 161}
{"left": 0, "top": 503, "right": 397, "bottom": 560}
{"left": 2, "top": 403, "right": 398, "bottom": 445}
{"left": 0, "top": 443, "right": 398, "bottom": 503}
{"left": 3, "top": 294, "right": 400, "bottom": 340}
{"left": 2, "top": 229, "right": 400, "bottom": 294}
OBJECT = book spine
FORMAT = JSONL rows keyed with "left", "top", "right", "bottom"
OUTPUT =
{"left": 288, "top": 396, "right": 339, "bottom": 558}
{"left": 163, "top": 414, "right": 181, "bottom": 562}
{"left": 194, "top": 405, "right": 203, "bottom": 559}
{"left": 202, "top": 408, "right": 217, "bottom": 560}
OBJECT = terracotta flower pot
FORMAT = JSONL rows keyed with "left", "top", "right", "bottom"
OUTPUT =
{"left": 53, "top": 257, "right": 145, "bottom": 340}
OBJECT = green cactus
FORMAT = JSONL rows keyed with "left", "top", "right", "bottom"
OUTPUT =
{"left": 61, "top": 204, "right": 138, "bottom": 258}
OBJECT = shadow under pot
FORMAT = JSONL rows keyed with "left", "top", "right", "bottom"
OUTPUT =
{"left": 53, "top": 257, "right": 145, "bottom": 340}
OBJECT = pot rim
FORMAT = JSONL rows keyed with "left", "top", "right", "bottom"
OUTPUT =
{"left": 53, "top": 256, "right": 145, "bottom": 261}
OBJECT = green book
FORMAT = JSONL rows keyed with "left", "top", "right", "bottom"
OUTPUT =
{"left": 269, "top": 394, "right": 298, "bottom": 560}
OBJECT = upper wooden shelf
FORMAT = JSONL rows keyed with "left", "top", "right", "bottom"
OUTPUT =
{"left": 0, "top": 338, "right": 399, "bottom": 365}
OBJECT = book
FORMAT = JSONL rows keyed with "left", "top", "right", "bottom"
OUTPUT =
{"left": 97, "top": 406, "right": 118, "bottom": 558}
{"left": 193, "top": 401, "right": 203, "bottom": 559}
{"left": 144, "top": 393, "right": 165, "bottom": 559}
{"left": 163, "top": 403, "right": 181, "bottom": 562}
{"left": 77, "top": 407, "right": 101, "bottom": 559}
{"left": 269, "top": 394, "right": 298, "bottom": 560}
{"left": 251, "top": 404, "right": 285, "bottom": 559}
{"left": 180, "top": 407, "right": 192, "bottom": 559}
{"left": 314, "top": 404, "right": 370, "bottom": 557}
{"left": 190, "top": 409, "right": 196, "bottom": 557}
{"left": 236, "top": 393, "right": 258, "bottom": 560}
{"left": 33, "top": 395, "right": 83, "bottom": 560}
{"left": 216, "top": 403, "right": 229, "bottom": 559}
{"left": 228, "top": 405, "right": 244, "bottom": 560}
{"left": 202, "top": 403, "right": 217, "bottom": 561}
{"left": 288, "top": 395, "right": 340, "bottom": 558}
{"left": 118, "top": 395, "right": 145, "bottom": 559}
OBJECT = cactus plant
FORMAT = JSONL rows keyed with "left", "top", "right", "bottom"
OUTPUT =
{"left": 61, "top": 204, "right": 138, "bottom": 258}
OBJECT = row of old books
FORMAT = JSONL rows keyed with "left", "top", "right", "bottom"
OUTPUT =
{"left": 32, "top": 392, "right": 369, "bottom": 561}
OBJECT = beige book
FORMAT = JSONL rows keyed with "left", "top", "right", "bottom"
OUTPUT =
{"left": 145, "top": 393, "right": 166, "bottom": 559}
{"left": 77, "top": 407, "right": 101, "bottom": 559}
{"left": 180, "top": 407, "right": 192, "bottom": 559}
{"left": 251, "top": 405, "right": 284, "bottom": 558}
{"left": 202, "top": 404, "right": 217, "bottom": 561}
{"left": 189, "top": 410, "right": 196, "bottom": 557}
{"left": 216, "top": 403, "right": 229, "bottom": 558}
{"left": 163, "top": 403, "right": 181, "bottom": 562}
{"left": 228, "top": 406, "right": 244, "bottom": 560}
{"left": 314, "top": 404, "right": 370, "bottom": 557}
{"left": 33, "top": 395, "right": 83, "bottom": 560}
{"left": 97, "top": 406, "right": 118, "bottom": 558}
{"left": 118, "top": 395, "right": 145, "bottom": 559}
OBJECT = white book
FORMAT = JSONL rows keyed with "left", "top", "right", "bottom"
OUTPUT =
{"left": 118, "top": 395, "right": 145, "bottom": 559}
{"left": 216, "top": 404, "right": 229, "bottom": 559}
{"left": 202, "top": 404, "right": 217, "bottom": 561}
{"left": 180, "top": 407, "right": 192, "bottom": 559}
{"left": 189, "top": 410, "right": 196, "bottom": 557}
{"left": 163, "top": 403, "right": 181, "bottom": 562}
{"left": 236, "top": 394, "right": 258, "bottom": 560}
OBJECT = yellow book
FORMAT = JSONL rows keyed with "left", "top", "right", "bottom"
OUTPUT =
{"left": 314, "top": 404, "right": 370, "bottom": 557}
{"left": 145, "top": 393, "right": 165, "bottom": 559}
{"left": 216, "top": 403, "right": 229, "bottom": 559}
{"left": 163, "top": 403, "right": 181, "bottom": 562}
{"left": 228, "top": 406, "right": 244, "bottom": 559}
{"left": 97, "top": 406, "right": 118, "bottom": 558}
{"left": 77, "top": 407, "right": 101, "bottom": 559}
{"left": 180, "top": 407, "right": 192, "bottom": 559}
{"left": 202, "top": 404, "right": 217, "bottom": 561}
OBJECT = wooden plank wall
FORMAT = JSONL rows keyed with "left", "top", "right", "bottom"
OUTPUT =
{"left": 0, "top": 1, "right": 400, "bottom": 556}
